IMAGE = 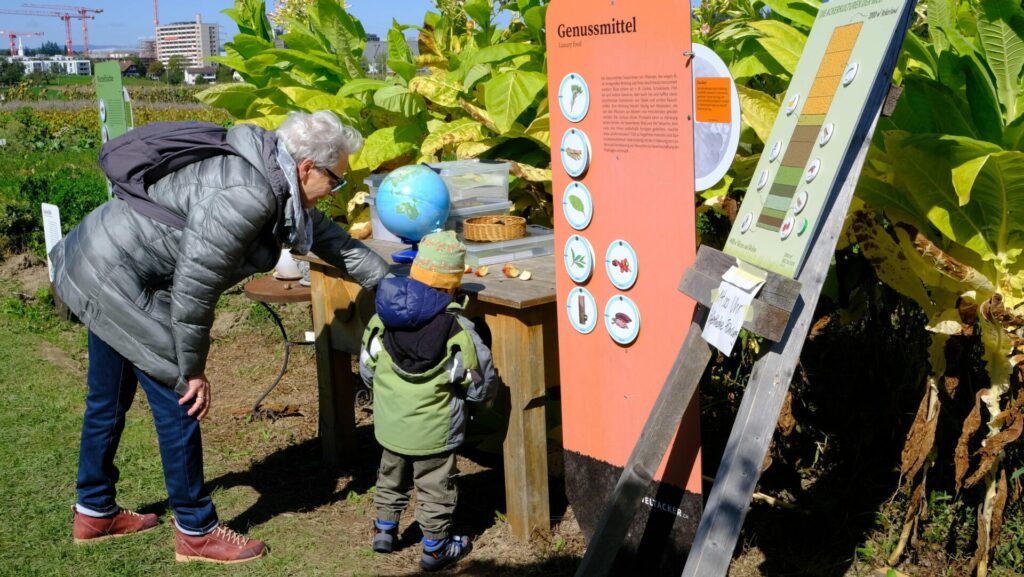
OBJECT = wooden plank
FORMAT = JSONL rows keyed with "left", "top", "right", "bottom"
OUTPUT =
{"left": 487, "top": 307, "right": 551, "bottom": 540}
{"left": 309, "top": 266, "right": 357, "bottom": 468}
{"left": 680, "top": 114, "right": 879, "bottom": 577}
{"left": 682, "top": 246, "right": 802, "bottom": 311}
{"left": 573, "top": 311, "right": 712, "bottom": 577}
{"left": 678, "top": 267, "right": 797, "bottom": 343}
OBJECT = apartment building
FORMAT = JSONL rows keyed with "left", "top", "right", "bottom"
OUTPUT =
{"left": 155, "top": 15, "right": 219, "bottom": 67}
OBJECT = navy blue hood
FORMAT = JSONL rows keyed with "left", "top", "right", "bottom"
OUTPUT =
{"left": 375, "top": 276, "right": 453, "bottom": 330}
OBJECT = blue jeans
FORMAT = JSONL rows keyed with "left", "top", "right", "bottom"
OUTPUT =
{"left": 76, "top": 331, "right": 218, "bottom": 534}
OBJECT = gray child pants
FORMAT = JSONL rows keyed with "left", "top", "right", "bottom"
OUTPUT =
{"left": 374, "top": 448, "right": 458, "bottom": 540}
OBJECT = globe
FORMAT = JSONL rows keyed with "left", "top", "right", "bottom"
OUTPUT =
{"left": 376, "top": 165, "right": 451, "bottom": 243}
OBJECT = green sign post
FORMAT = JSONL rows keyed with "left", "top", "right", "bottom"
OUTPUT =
{"left": 94, "top": 61, "right": 132, "bottom": 143}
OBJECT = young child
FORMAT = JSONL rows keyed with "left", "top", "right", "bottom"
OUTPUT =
{"left": 359, "top": 230, "right": 497, "bottom": 572}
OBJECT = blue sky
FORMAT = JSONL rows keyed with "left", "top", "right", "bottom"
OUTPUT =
{"left": 0, "top": 0, "right": 438, "bottom": 50}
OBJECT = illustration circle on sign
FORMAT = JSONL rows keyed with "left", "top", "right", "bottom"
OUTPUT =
{"left": 605, "top": 240, "right": 639, "bottom": 291}
{"left": 101, "top": 125, "right": 109, "bottom": 143}
{"left": 769, "top": 140, "right": 782, "bottom": 162}
{"left": 756, "top": 168, "right": 770, "bottom": 190}
{"left": 819, "top": 123, "right": 834, "bottom": 146}
{"left": 604, "top": 295, "right": 641, "bottom": 345}
{"left": 560, "top": 128, "right": 592, "bottom": 178}
{"left": 740, "top": 212, "right": 753, "bottom": 233}
{"left": 805, "top": 158, "right": 821, "bottom": 183}
{"left": 793, "top": 190, "right": 808, "bottom": 215}
{"left": 559, "top": 73, "right": 590, "bottom": 123}
{"left": 99, "top": 99, "right": 107, "bottom": 122}
{"left": 798, "top": 217, "right": 809, "bottom": 236}
{"left": 564, "top": 234, "right": 595, "bottom": 284}
{"left": 785, "top": 93, "right": 800, "bottom": 115}
{"left": 562, "top": 182, "right": 593, "bottom": 230}
{"left": 691, "top": 43, "right": 742, "bottom": 192}
{"left": 566, "top": 287, "right": 598, "bottom": 334}
{"left": 843, "top": 62, "right": 859, "bottom": 86}
{"left": 780, "top": 213, "right": 796, "bottom": 240}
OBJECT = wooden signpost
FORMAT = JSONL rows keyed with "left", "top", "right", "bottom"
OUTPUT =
{"left": 572, "top": 0, "right": 918, "bottom": 574}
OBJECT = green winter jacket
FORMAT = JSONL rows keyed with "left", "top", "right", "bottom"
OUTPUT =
{"left": 359, "top": 276, "right": 497, "bottom": 456}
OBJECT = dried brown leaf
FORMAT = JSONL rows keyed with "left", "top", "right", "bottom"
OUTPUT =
{"left": 900, "top": 381, "right": 939, "bottom": 482}
{"left": 965, "top": 393, "right": 1024, "bottom": 488}
{"left": 888, "top": 480, "right": 925, "bottom": 566}
{"left": 778, "top": 392, "right": 796, "bottom": 437}
{"left": 992, "top": 469, "right": 1009, "bottom": 551}
{"left": 955, "top": 389, "right": 986, "bottom": 493}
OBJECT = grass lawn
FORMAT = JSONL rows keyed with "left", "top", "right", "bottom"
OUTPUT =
{"left": 0, "top": 270, "right": 583, "bottom": 577}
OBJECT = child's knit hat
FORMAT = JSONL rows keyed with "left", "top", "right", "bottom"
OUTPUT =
{"left": 411, "top": 231, "right": 466, "bottom": 290}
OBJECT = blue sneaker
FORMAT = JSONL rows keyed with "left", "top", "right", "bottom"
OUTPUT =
{"left": 372, "top": 520, "right": 398, "bottom": 553}
{"left": 420, "top": 535, "right": 472, "bottom": 571}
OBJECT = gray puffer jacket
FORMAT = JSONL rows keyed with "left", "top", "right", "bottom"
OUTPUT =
{"left": 50, "top": 124, "right": 389, "bottom": 394}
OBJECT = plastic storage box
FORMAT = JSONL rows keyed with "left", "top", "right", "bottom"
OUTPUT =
{"left": 431, "top": 159, "right": 511, "bottom": 207}
{"left": 464, "top": 225, "right": 555, "bottom": 268}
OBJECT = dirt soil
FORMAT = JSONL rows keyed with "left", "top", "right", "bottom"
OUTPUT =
{"left": 4, "top": 254, "right": 950, "bottom": 577}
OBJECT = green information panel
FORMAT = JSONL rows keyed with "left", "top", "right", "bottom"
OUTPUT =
{"left": 724, "top": 0, "right": 915, "bottom": 278}
{"left": 95, "top": 61, "right": 132, "bottom": 143}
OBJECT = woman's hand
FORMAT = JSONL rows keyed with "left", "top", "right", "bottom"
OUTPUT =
{"left": 179, "top": 373, "right": 211, "bottom": 420}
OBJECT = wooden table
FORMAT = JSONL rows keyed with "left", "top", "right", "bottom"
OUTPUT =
{"left": 243, "top": 275, "right": 313, "bottom": 415}
{"left": 297, "top": 239, "right": 559, "bottom": 540}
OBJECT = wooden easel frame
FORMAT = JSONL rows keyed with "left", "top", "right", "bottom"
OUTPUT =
{"left": 575, "top": 111, "right": 881, "bottom": 577}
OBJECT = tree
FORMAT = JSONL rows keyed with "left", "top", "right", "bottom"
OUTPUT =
{"left": 147, "top": 59, "right": 164, "bottom": 79}
{"left": 27, "top": 40, "right": 62, "bottom": 56}
{"left": 0, "top": 60, "right": 24, "bottom": 85}
{"left": 167, "top": 55, "right": 186, "bottom": 85}
{"left": 193, "top": 73, "right": 209, "bottom": 85}
{"left": 215, "top": 64, "right": 235, "bottom": 83}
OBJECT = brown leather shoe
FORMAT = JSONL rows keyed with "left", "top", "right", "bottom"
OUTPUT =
{"left": 174, "top": 522, "right": 267, "bottom": 564}
{"left": 72, "top": 507, "right": 160, "bottom": 543}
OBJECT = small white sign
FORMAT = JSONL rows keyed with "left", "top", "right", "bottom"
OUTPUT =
{"left": 41, "top": 203, "right": 62, "bottom": 282}
{"left": 701, "top": 266, "right": 767, "bottom": 354}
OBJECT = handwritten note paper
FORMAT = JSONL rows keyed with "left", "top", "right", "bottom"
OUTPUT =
{"left": 701, "top": 265, "right": 767, "bottom": 354}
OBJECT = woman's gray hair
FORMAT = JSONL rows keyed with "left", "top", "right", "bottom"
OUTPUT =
{"left": 276, "top": 110, "right": 363, "bottom": 169}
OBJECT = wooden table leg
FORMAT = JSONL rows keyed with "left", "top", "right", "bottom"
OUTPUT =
{"left": 487, "top": 307, "right": 551, "bottom": 540}
{"left": 309, "top": 267, "right": 357, "bottom": 468}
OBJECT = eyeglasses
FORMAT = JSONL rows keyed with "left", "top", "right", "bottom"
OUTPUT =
{"left": 319, "top": 166, "right": 347, "bottom": 192}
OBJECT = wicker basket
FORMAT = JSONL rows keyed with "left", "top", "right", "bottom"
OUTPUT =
{"left": 463, "top": 215, "right": 527, "bottom": 242}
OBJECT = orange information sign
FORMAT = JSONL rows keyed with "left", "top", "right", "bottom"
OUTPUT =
{"left": 695, "top": 77, "right": 732, "bottom": 123}
{"left": 548, "top": 0, "right": 699, "bottom": 570}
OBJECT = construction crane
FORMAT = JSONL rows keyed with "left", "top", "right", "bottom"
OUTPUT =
{"left": 23, "top": 4, "right": 103, "bottom": 56}
{"left": 0, "top": 8, "right": 74, "bottom": 55}
{"left": 153, "top": 0, "right": 159, "bottom": 28}
{"left": 0, "top": 31, "right": 44, "bottom": 57}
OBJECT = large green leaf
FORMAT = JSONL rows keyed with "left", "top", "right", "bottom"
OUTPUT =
{"left": 523, "top": 5, "right": 547, "bottom": 40}
{"left": 736, "top": 85, "right": 779, "bottom": 145}
{"left": 388, "top": 25, "right": 417, "bottom": 83}
{"left": 278, "top": 86, "right": 339, "bottom": 113}
{"left": 337, "top": 79, "right": 388, "bottom": 97}
{"left": 349, "top": 125, "right": 423, "bottom": 172}
{"left": 420, "top": 118, "right": 490, "bottom": 156}
{"left": 372, "top": 85, "right": 426, "bottom": 116}
{"left": 977, "top": 0, "right": 1024, "bottom": 122}
{"left": 460, "top": 43, "right": 541, "bottom": 76}
{"left": 464, "top": 0, "right": 493, "bottom": 30}
{"left": 409, "top": 73, "right": 462, "bottom": 107}
{"left": 524, "top": 113, "right": 550, "bottom": 150}
{"left": 264, "top": 48, "right": 348, "bottom": 79}
{"left": 888, "top": 76, "right": 980, "bottom": 138}
{"left": 463, "top": 63, "right": 493, "bottom": 92}
{"left": 953, "top": 150, "right": 1024, "bottom": 265}
{"left": 308, "top": 0, "right": 366, "bottom": 79}
{"left": 482, "top": 70, "right": 547, "bottom": 133}
{"left": 749, "top": 21, "right": 806, "bottom": 76}
{"left": 758, "top": 0, "right": 817, "bottom": 29}
{"left": 195, "top": 83, "right": 260, "bottom": 118}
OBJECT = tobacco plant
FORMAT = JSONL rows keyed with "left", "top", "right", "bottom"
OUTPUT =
{"left": 199, "top": 0, "right": 550, "bottom": 238}
{"left": 700, "top": 0, "right": 1024, "bottom": 574}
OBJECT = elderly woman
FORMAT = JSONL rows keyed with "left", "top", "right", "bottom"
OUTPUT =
{"left": 50, "top": 110, "right": 388, "bottom": 564}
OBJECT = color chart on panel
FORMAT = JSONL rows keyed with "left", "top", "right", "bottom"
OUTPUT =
{"left": 723, "top": 0, "right": 917, "bottom": 278}
{"left": 756, "top": 23, "right": 861, "bottom": 233}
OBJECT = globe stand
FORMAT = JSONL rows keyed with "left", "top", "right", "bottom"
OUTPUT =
{"left": 391, "top": 238, "right": 419, "bottom": 264}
